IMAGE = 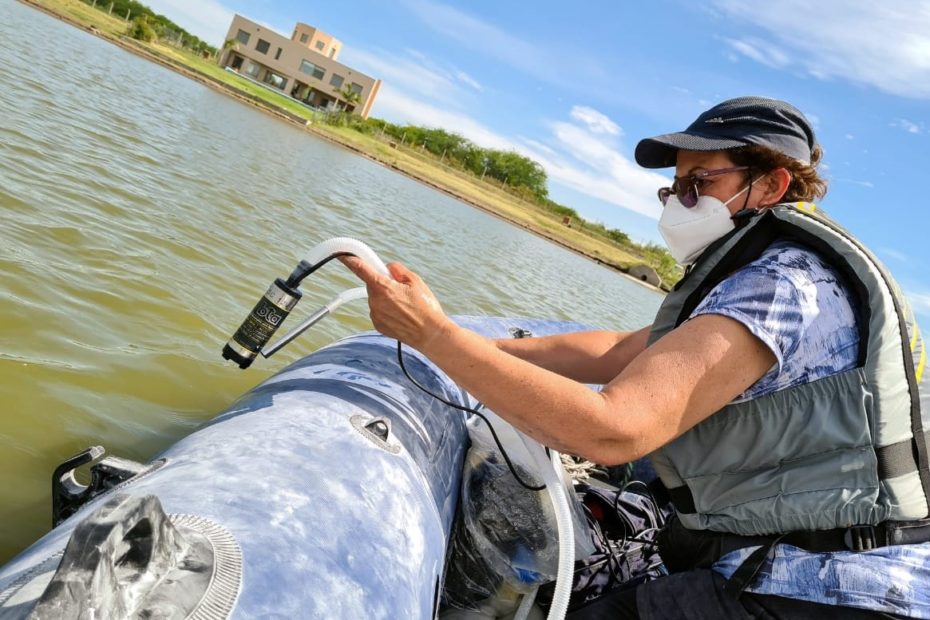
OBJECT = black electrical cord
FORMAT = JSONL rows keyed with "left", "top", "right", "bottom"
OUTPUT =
{"left": 285, "top": 252, "right": 356, "bottom": 288}
{"left": 610, "top": 480, "right": 664, "bottom": 550}
{"left": 280, "top": 250, "right": 548, "bottom": 492}
{"left": 395, "top": 339, "right": 546, "bottom": 492}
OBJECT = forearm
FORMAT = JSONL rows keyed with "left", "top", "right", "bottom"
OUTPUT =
{"left": 423, "top": 323, "right": 636, "bottom": 461}
{"left": 339, "top": 256, "right": 645, "bottom": 462}
{"left": 494, "top": 327, "right": 651, "bottom": 384}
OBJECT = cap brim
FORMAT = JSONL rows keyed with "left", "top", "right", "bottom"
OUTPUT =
{"left": 634, "top": 132, "right": 747, "bottom": 169}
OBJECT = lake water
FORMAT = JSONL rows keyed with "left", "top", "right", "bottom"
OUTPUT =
{"left": 0, "top": 0, "right": 661, "bottom": 562}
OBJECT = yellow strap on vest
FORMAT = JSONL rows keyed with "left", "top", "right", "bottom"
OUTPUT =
{"left": 795, "top": 201, "right": 817, "bottom": 214}
{"left": 917, "top": 328, "right": 926, "bottom": 383}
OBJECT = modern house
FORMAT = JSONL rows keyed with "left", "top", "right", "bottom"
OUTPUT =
{"left": 220, "top": 15, "right": 381, "bottom": 119}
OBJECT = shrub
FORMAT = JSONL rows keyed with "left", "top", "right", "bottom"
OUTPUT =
{"left": 128, "top": 16, "right": 156, "bottom": 42}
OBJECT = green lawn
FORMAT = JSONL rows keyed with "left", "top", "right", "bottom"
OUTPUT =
{"left": 144, "top": 44, "right": 327, "bottom": 123}
{"left": 27, "top": 0, "right": 130, "bottom": 36}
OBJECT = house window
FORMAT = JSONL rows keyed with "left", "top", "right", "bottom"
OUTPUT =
{"left": 255, "top": 38, "right": 270, "bottom": 54}
{"left": 235, "top": 29, "right": 250, "bottom": 45}
{"left": 329, "top": 73, "right": 344, "bottom": 88}
{"left": 350, "top": 82, "right": 363, "bottom": 95}
{"left": 263, "top": 71, "right": 287, "bottom": 90}
{"left": 300, "top": 33, "right": 309, "bottom": 43}
{"left": 274, "top": 47, "right": 282, "bottom": 60}
{"left": 245, "top": 62, "right": 260, "bottom": 77}
{"left": 315, "top": 40, "right": 325, "bottom": 51}
{"left": 299, "top": 60, "right": 325, "bottom": 80}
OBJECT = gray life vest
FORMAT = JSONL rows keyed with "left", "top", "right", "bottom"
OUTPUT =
{"left": 647, "top": 203, "right": 930, "bottom": 536}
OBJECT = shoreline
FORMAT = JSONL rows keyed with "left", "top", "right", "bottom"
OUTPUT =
{"left": 17, "top": 0, "right": 665, "bottom": 294}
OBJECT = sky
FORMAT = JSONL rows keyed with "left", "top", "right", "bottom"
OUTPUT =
{"left": 144, "top": 0, "right": 930, "bottom": 325}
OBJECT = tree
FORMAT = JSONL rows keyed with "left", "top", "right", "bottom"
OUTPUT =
{"left": 482, "top": 149, "right": 548, "bottom": 198}
{"left": 128, "top": 15, "right": 156, "bottom": 42}
{"left": 641, "top": 242, "right": 683, "bottom": 285}
{"left": 543, "top": 201, "right": 580, "bottom": 220}
{"left": 420, "top": 128, "right": 469, "bottom": 159}
{"left": 460, "top": 145, "right": 487, "bottom": 175}
{"left": 220, "top": 38, "right": 238, "bottom": 63}
{"left": 338, "top": 85, "right": 362, "bottom": 113}
{"left": 95, "top": 0, "right": 217, "bottom": 55}
{"left": 605, "top": 228, "right": 631, "bottom": 245}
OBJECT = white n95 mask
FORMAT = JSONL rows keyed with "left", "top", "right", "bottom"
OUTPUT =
{"left": 658, "top": 183, "right": 754, "bottom": 264}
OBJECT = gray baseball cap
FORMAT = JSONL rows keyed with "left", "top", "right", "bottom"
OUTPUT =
{"left": 634, "top": 96, "right": 816, "bottom": 169}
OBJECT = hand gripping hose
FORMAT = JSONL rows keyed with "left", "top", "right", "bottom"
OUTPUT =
{"left": 260, "top": 237, "right": 391, "bottom": 358}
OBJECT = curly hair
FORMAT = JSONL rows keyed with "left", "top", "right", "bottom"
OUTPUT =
{"left": 728, "top": 144, "right": 828, "bottom": 203}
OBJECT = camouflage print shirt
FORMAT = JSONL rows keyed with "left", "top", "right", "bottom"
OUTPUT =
{"left": 691, "top": 239, "right": 930, "bottom": 618}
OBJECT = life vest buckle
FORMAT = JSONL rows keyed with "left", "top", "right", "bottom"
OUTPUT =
{"left": 843, "top": 524, "right": 877, "bottom": 550}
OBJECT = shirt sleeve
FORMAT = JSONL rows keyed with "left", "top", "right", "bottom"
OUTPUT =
{"left": 689, "top": 258, "right": 808, "bottom": 375}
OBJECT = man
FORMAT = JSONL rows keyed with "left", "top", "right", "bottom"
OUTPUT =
{"left": 344, "top": 97, "right": 929, "bottom": 618}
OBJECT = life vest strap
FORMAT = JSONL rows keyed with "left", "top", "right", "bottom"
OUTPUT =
{"left": 657, "top": 514, "right": 930, "bottom": 598}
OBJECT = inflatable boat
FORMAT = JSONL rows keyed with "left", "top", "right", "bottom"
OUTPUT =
{"left": 0, "top": 240, "right": 590, "bottom": 619}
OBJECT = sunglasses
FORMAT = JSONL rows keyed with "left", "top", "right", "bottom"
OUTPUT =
{"left": 657, "top": 166, "right": 749, "bottom": 208}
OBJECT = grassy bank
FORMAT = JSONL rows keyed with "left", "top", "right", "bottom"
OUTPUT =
{"left": 20, "top": 0, "right": 679, "bottom": 289}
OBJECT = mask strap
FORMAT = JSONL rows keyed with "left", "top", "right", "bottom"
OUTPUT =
{"left": 723, "top": 169, "right": 763, "bottom": 206}
{"left": 729, "top": 172, "right": 767, "bottom": 228}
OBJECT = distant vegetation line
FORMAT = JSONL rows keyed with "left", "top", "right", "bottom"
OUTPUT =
{"left": 77, "top": 0, "right": 216, "bottom": 55}
{"left": 322, "top": 113, "right": 681, "bottom": 284}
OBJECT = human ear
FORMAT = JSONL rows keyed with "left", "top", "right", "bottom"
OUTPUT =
{"left": 760, "top": 168, "right": 791, "bottom": 206}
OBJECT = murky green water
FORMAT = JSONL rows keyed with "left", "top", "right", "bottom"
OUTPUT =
{"left": 0, "top": 0, "right": 661, "bottom": 562}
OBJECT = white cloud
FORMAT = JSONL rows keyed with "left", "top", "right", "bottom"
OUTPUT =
{"left": 722, "top": 37, "right": 791, "bottom": 69}
{"left": 368, "top": 85, "right": 514, "bottom": 151}
{"left": 455, "top": 71, "right": 483, "bottom": 92}
{"left": 910, "top": 291, "right": 930, "bottom": 314}
{"left": 712, "top": 0, "right": 930, "bottom": 99}
{"left": 333, "top": 47, "right": 501, "bottom": 149}
{"left": 519, "top": 115, "right": 669, "bottom": 220}
{"left": 400, "top": 0, "right": 541, "bottom": 75}
{"left": 907, "top": 289, "right": 930, "bottom": 328}
{"left": 341, "top": 47, "right": 479, "bottom": 108}
{"left": 519, "top": 138, "right": 559, "bottom": 158}
{"left": 569, "top": 106, "right": 622, "bottom": 136}
{"left": 891, "top": 118, "right": 924, "bottom": 134}
{"left": 400, "top": 0, "right": 608, "bottom": 88}
{"left": 402, "top": 48, "right": 480, "bottom": 90}
{"left": 834, "top": 177, "right": 874, "bottom": 188}
{"left": 140, "top": 0, "right": 235, "bottom": 46}
{"left": 880, "top": 247, "right": 909, "bottom": 262}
